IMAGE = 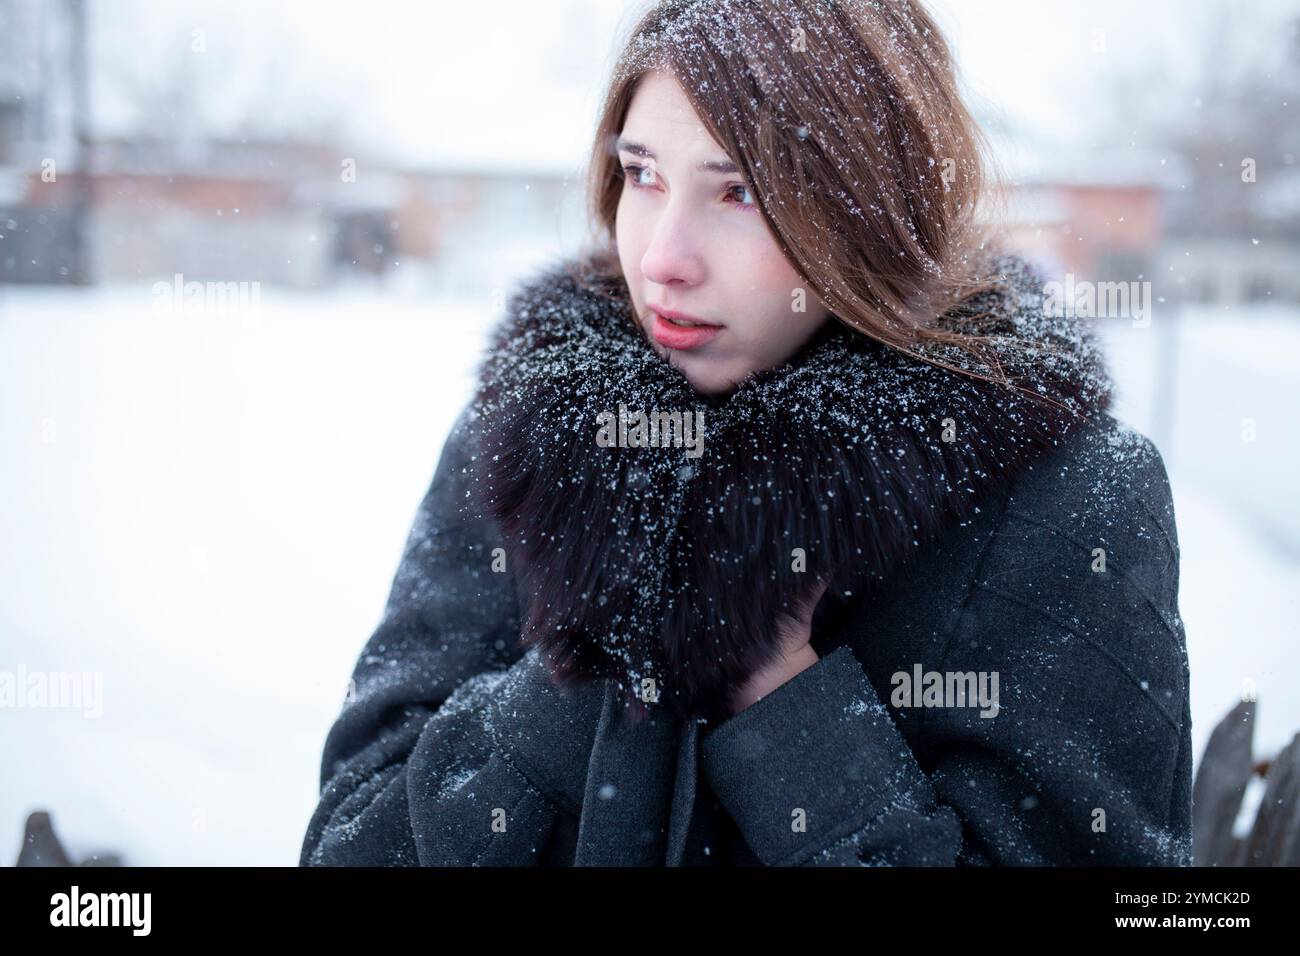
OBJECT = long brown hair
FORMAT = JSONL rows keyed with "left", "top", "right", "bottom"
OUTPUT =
{"left": 577, "top": 0, "right": 1041, "bottom": 389}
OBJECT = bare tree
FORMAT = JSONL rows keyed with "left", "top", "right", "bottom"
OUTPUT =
{"left": 1096, "top": 3, "right": 1300, "bottom": 238}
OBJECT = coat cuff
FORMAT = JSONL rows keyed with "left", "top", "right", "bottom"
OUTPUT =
{"left": 699, "top": 644, "right": 942, "bottom": 866}
{"left": 487, "top": 648, "right": 605, "bottom": 817}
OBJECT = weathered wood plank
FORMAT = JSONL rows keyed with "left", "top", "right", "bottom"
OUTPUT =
{"left": 1191, "top": 699, "right": 1255, "bottom": 866}
{"left": 1237, "top": 732, "right": 1300, "bottom": 865}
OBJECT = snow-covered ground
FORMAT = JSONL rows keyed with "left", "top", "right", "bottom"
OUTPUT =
{"left": 1, "top": 281, "right": 1297, "bottom": 865}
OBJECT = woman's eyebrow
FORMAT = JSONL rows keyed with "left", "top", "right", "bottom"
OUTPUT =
{"left": 614, "top": 137, "right": 740, "bottom": 174}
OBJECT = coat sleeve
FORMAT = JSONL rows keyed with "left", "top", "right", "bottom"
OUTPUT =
{"left": 698, "top": 431, "right": 1194, "bottom": 866}
{"left": 299, "top": 405, "right": 604, "bottom": 866}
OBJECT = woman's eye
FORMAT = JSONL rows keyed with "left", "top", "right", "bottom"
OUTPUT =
{"left": 727, "top": 184, "right": 756, "bottom": 208}
{"left": 622, "top": 164, "right": 657, "bottom": 188}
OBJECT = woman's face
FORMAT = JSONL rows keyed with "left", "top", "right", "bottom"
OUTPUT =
{"left": 615, "top": 70, "right": 831, "bottom": 396}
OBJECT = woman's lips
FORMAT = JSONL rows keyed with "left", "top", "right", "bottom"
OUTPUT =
{"left": 650, "top": 310, "right": 723, "bottom": 350}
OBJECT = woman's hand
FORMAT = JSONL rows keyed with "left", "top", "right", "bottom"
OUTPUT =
{"left": 727, "top": 577, "right": 830, "bottom": 716}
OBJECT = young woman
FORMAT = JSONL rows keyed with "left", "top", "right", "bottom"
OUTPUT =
{"left": 301, "top": 0, "right": 1192, "bottom": 866}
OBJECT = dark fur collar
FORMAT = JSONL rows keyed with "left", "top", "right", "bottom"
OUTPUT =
{"left": 467, "top": 252, "right": 1114, "bottom": 725}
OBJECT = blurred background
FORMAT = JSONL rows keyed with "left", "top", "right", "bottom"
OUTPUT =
{"left": 1, "top": 0, "right": 1297, "bottom": 865}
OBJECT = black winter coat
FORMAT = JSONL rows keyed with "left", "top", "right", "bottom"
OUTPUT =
{"left": 300, "top": 253, "right": 1194, "bottom": 866}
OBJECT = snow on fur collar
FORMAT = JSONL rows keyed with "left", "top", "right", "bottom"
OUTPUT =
{"left": 467, "top": 252, "right": 1114, "bottom": 725}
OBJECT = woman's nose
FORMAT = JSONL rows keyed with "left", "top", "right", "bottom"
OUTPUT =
{"left": 639, "top": 201, "right": 706, "bottom": 288}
